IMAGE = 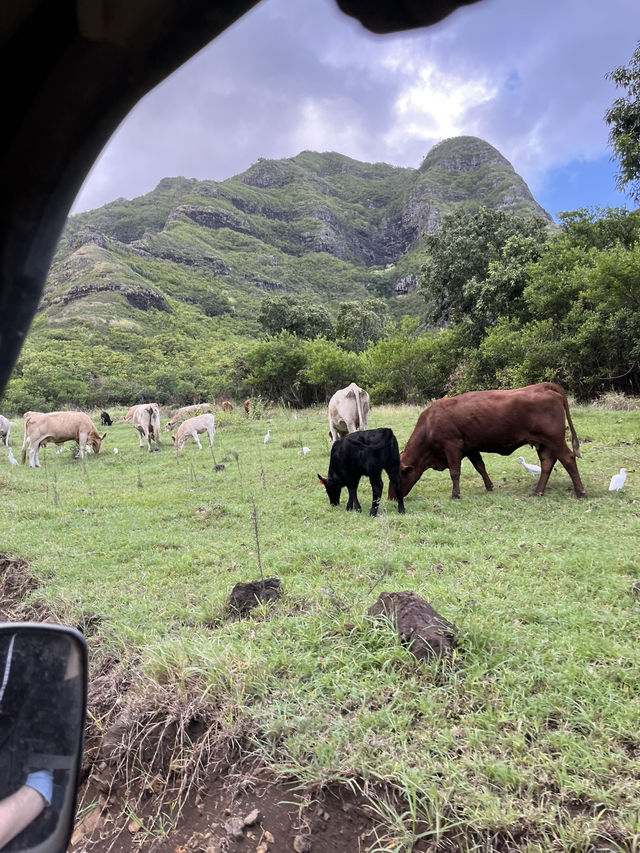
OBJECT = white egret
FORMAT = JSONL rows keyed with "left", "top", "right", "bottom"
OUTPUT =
{"left": 609, "top": 468, "right": 626, "bottom": 491}
{"left": 517, "top": 456, "right": 541, "bottom": 477}
{"left": 263, "top": 429, "right": 270, "bottom": 444}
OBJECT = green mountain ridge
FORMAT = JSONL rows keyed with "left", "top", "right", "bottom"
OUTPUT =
{"left": 44, "top": 136, "right": 550, "bottom": 341}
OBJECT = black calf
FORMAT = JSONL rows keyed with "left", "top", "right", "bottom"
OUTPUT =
{"left": 318, "top": 428, "right": 405, "bottom": 517}
{"left": 100, "top": 411, "right": 113, "bottom": 426}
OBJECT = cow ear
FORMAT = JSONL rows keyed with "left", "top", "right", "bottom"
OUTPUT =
{"left": 400, "top": 463, "right": 414, "bottom": 474}
{"left": 100, "top": 433, "right": 107, "bottom": 440}
{"left": 317, "top": 475, "right": 326, "bottom": 485}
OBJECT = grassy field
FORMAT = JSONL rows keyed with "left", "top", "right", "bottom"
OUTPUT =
{"left": 2, "top": 403, "right": 640, "bottom": 851}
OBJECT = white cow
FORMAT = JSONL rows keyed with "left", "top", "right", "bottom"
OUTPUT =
{"left": 172, "top": 413, "right": 215, "bottom": 452}
{"left": 122, "top": 402, "right": 159, "bottom": 423}
{"left": 327, "top": 383, "right": 370, "bottom": 443}
{"left": 21, "top": 411, "right": 106, "bottom": 467}
{"left": 132, "top": 404, "right": 161, "bottom": 452}
{"left": 0, "top": 415, "right": 11, "bottom": 446}
{"left": 165, "top": 403, "right": 213, "bottom": 432}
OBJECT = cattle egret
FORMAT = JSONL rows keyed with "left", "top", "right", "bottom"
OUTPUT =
{"left": 7, "top": 449, "right": 18, "bottom": 466}
{"left": 85, "top": 445, "right": 92, "bottom": 453}
{"left": 517, "top": 456, "right": 541, "bottom": 477}
{"left": 609, "top": 468, "right": 626, "bottom": 491}
{"left": 263, "top": 429, "right": 270, "bottom": 444}
{"left": 114, "top": 448, "right": 119, "bottom": 454}
{"left": 298, "top": 446, "right": 311, "bottom": 456}
{"left": 56, "top": 446, "right": 65, "bottom": 455}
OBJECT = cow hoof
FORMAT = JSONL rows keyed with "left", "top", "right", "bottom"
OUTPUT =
{"left": 398, "top": 506, "right": 406, "bottom": 514}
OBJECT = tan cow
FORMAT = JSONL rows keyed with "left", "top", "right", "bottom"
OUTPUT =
{"left": 165, "top": 403, "right": 213, "bottom": 432}
{"left": 21, "top": 411, "right": 106, "bottom": 467}
{"left": 172, "top": 413, "right": 215, "bottom": 452}
{"left": 327, "top": 383, "right": 370, "bottom": 443}
{"left": 220, "top": 400, "right": 233, "bottom": 413}
{"left": 132, "top": 404, "right": 161, "bottom": 452}
{"left": 0, "top": 415, "right": 11, "bottom": 447}
{"left": 122, "top": 402, "right": 159, "bottom": 423}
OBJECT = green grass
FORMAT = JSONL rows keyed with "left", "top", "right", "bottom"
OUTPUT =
{"left": 2, "top": 404, "right": 640, "bottom": 850}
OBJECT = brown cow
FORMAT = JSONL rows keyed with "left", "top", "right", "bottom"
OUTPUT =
{"left": 243, "top": 399, "right": 250, "bottom": 415}
{"left": 21, "top": 411, "right": 106, "bottom": 467}
{"left": 391, "top": 383, "right": 585, "bottom": 500}
{"left": 221, "top": 400, "right": 233, "bottom": 413}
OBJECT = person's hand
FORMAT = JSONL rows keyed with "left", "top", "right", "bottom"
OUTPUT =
{"left": 24, "top": 771, "right": 53, "bottom": 807}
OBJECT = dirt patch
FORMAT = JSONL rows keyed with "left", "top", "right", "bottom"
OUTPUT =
{"left": 0, "top": 554, "right": 50, "bottom": 621}
{"left": 72, "top": 772, "right": 376, "bottom": 853}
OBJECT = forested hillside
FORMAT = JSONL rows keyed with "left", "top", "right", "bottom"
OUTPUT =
{"left": 4, "top": 136, "right": 638, "bottom": 411}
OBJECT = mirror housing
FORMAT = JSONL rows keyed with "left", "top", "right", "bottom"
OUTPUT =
{"left": 0, "top": 624, "right": 88, "bottom": 853}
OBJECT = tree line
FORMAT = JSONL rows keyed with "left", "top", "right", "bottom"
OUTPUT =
{"left": 2, "top": 203, "right": 639, "bottom": 413}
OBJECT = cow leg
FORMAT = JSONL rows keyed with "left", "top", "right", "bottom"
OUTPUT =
{"left": 551, "top": 444, "right": 586, "bottom": 498}
{"left": 194, "top": 433, "right": 203, "bottom": 450}
{"left": 445, "top": 450, "right": 463, "bottom": 499}
{"left": 467, "top": 451, "right": 493, "bottom": 492}
{"left": 532, "top": 446, "right": 556, "bottom": 496}
{"left": 29, "top": 441, "right": 40, "bottom": 468}
{"left": 346, "top": 484, "right": 361, "bottom": 512}
{"left": 387, "top": 467, "right": 406, "bottom": 514}
{"left": 368, "top": 473, "right": 383, "bottom": 517}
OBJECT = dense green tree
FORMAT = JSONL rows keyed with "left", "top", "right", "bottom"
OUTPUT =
{"left": 420, "top": 206, "right": 549, "bottom": 335}
{"left": 334, "top": 297, "right": 387, "bottom": 353}
{"left": 605, "top": 41, "right": 640, "bottom": 201}
{"left": 239, "top": 332, "right": 309, "bottom": 406}
{"left": 258, "top": 294, "right": 333, "bottom": 339}
{"left": 363, "top": 319, "right": 464, "bottom": 403}
{"left": 558, "top": 206, "right": 640, "bottom": 250}
{"left": 300, "top": 338, "right": 363, "bottom": 400}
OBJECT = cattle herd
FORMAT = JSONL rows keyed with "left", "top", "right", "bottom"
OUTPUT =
{"left": 4, "top": 382, "right": 589, "bottom": 508}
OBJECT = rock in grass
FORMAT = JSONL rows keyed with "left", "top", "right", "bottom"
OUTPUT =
{"left": 227, "top": 578, "right": 282, "bottom": 616}
{"left": 368, "top": 591, "right": 455, "bottom": 661}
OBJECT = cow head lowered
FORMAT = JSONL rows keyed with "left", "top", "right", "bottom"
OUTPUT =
{"left": 388, "top": 383, "right": 585, "bottom": 501}
{"left": 318, "top": 428, "right": 405, "bottom": 517}
{"left": 317, "top": 473, "right": 342, "bottom": 507}
{"left": 89, "top": 430, "right": 108, "bottom": 453}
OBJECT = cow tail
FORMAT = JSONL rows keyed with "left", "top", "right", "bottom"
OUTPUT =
{"left": 562, "top": 391, "right": 581, "bottom": 458}
{"left": 21, "top": 422, "right": 28, "bottom": 464}
{"left": 355, "top": 386, "right": 365, "bottom": 431}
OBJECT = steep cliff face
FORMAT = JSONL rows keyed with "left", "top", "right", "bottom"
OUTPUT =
{"left": 49, "top": 137, "right": 551, "bottom": 332}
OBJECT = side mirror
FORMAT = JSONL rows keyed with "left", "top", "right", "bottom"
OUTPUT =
{"left": 0, "top": 624, "right": 88, "bottom": 853}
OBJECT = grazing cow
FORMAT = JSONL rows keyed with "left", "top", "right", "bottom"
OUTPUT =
{"left": 172, "top": 413, "right": 215, "bottom": 452}
{"left": 100, "top": 411, "right": 113, "bottom": 426}
{"left": 327, "top": 382, "right": 370, "bottom": 442}
{"left": 132, "top": 404, "right": 161, "bottom": 452}
{"left": 0, "top": 415, "right": 11, "bottom": 446}
{"left": 21, "top": 411, "right": 106, "bottom": 467}
{"left": 391, "top": 382, "right": 585, "bottom": 501}
{"left": 123, "top": 402, "right": 159, "bottom": 423}
{"left": 318, "top": 428, "right": 405, "bottom": 517}
{"left": 221, "top": 400, "right": 233, "bottom": 413}
{"left": 243, "top": 399, "right": 250, "bottom": 415}
{"left": 165, "top": 403, "right": 213, "bottom": 432}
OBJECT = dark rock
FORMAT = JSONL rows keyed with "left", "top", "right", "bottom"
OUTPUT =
{"left": 227, "top": 578, "right": 282, "bottom": 616}
{"left": 368, "top": 591, "right": 455, "bottom": 661}
{"left": 67, "top": 227, "right": 108, "bottom": 250}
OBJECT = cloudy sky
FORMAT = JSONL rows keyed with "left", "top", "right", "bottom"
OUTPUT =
{"left": 72, "top": 0, "right": 640, "bottom": 221}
